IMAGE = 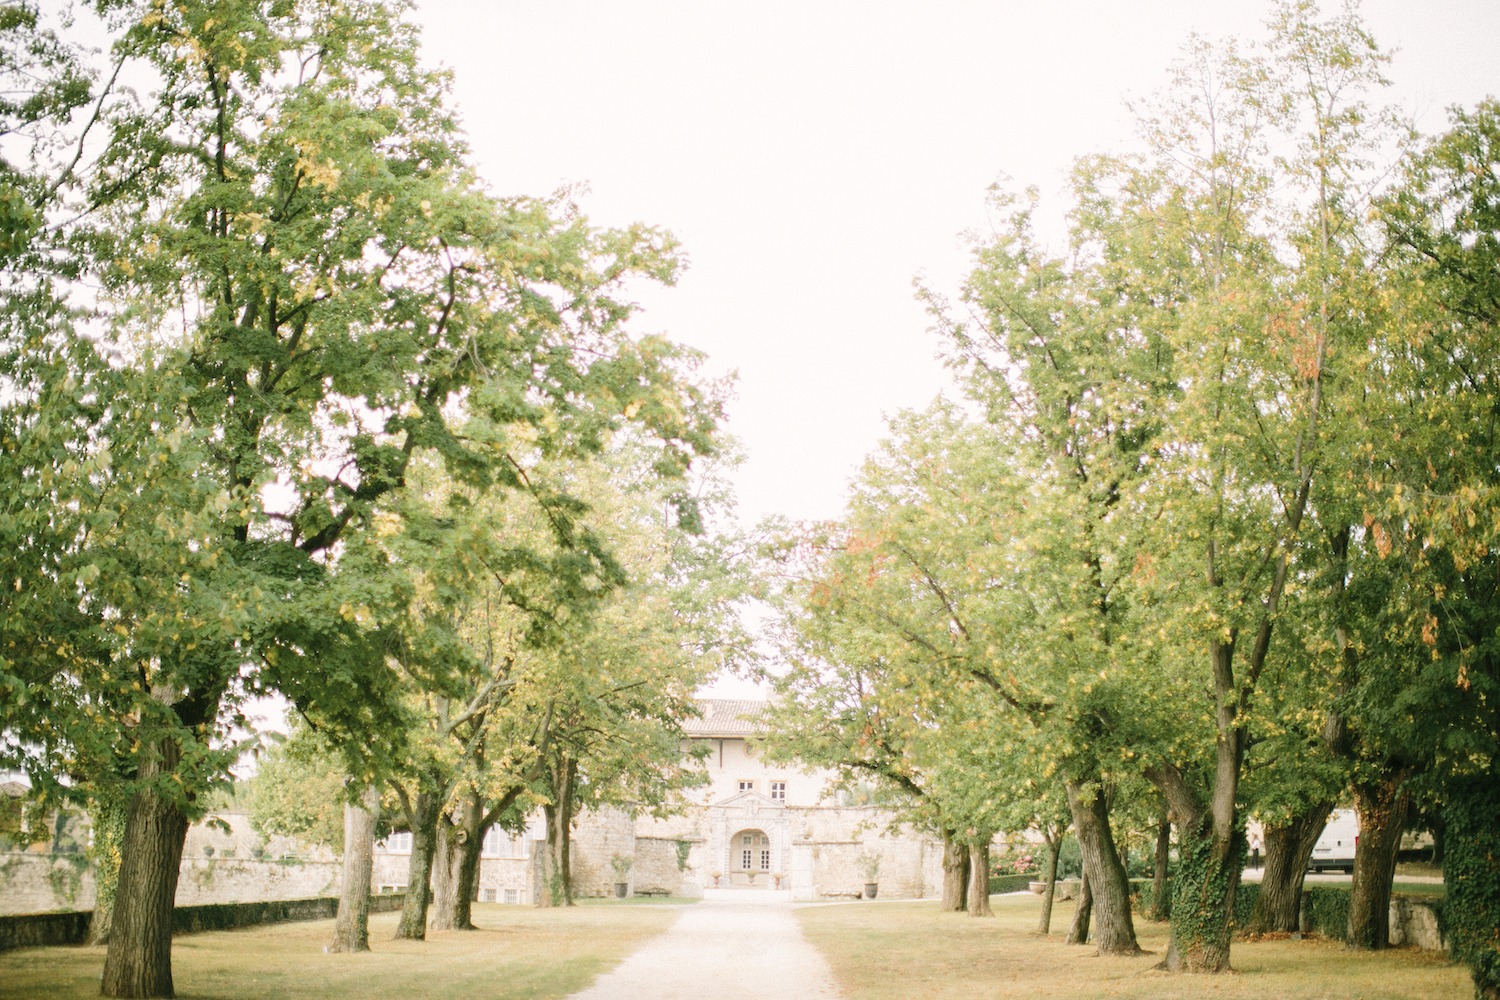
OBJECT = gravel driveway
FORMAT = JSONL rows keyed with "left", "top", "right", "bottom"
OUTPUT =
{"left": 566, "top": 895, "right": 845, "bottom": 1000}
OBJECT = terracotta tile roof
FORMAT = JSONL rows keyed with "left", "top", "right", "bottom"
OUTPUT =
{"left": 682, "top": 698, "right": 768, "bottom": 737}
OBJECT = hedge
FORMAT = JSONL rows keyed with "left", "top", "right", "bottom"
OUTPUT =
{"left": 1131, "top": 877, "right": 1439, "bottom": 947}
{"left": 0, "top": 893, "right": 405, "bottom": 952}
{"left": 989, "top": 873, "right": 1037, "bottom": 894}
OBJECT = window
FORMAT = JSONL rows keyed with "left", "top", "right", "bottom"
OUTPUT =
{"left": 482, "top": 826, "right": 505, "bottom": 858}
{"left": 504, "top": 889, "right": 519, "bottom": 905}
{"left": 381, "top": 831, "right": 413, "bottom": 854}
{"left": 481, "top": 888, "right": 496, "bottom": 902}
{"left": 737, "top": 779, "right": 755, "bottom": 793}
{"left": 735, "top": 831, "right": 771, "bottom": 870}
{"left": 770, "top": 781, "right": 786, "bottom": 802}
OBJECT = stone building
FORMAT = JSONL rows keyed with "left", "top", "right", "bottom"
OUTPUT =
{"left": 371, "top": 698, "right": 944, "bottom": 903}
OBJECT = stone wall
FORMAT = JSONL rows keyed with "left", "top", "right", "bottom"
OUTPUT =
{"left": 567, "top": 806, "right": 637, "bottom": 898}
{"left": 0, "top": 852, "right": 95, "bottom": 915}
{"left": 632, "top": 836, "right": 699, "bottom": 897}
{"left": 0, "top": 852, "right": 343, "bottom": 915}
{"left": 1388, "top": 896, "right": 1446, "bottom": 952}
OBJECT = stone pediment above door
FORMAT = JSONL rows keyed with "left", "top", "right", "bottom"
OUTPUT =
{"left": 712, "top": 790, "right": 784, "bottom": 815}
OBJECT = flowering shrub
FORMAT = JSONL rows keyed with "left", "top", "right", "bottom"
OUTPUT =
{"left": 991, "top": 845, "right": 1039, "bottom": 876}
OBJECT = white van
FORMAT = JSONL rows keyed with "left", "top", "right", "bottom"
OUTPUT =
{"left": 1309, "top": 808, "right": 1359, "bottom": 873}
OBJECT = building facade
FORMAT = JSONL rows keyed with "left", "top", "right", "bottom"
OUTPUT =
{"left": 370, "top": 699, "right": 944, "bottom": 903}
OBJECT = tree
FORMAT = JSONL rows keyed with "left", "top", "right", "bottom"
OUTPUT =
{"left": 764, "top": 402, "right": 1141, "bottom": 936}
{"left": 243, "top": 728, "right": 346, "bottom": 853}
{"left": 2, "top": 2, "right": 718, "bottom": 995}
{"left": 1375, "top": 99, "right": 1500, "bottom": 996}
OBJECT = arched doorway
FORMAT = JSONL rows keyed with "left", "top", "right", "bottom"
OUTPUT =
{"left": 730, "top": 828, "right": 772, "bottom": 882}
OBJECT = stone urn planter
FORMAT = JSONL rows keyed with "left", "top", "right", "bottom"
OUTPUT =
{"left": 863, "top": 882, "right": 879, "bottom": 900}
{"left": 1029, "top": 881, "right": 1047, "bottom": 894}
{"left": 609, "top": 853, "right": 632, "bottom": 899}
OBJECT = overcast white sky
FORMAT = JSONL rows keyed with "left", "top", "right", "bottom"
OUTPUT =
{"left": 409, "top": 1, "right": 1498, "bottom": 530}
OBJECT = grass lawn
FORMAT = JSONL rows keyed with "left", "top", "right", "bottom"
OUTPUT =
{"left": 0, "top": 901, "right": 683, "bottom": 1000}
{"left": 795, "top": 894, "right": 1470, "bottom": 1000}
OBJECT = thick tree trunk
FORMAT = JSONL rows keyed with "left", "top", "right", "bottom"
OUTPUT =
{"left": 1065, "top": 779, "right": 1139, "bottom": 954}
{"left": 1037, "top": 834, "right": 1061, "bottom": 935}
{"left": 330, "top": 785, "right": 380, "bottom": 954}
{"left": 1161, "top": 817, "right": 1243, "bottom": 973}
{"left": 100, "top": 743, "right": 190, "bottom": 999}
{"left": 395, "top": 791, "right": 440, "bottom": 940}
{"left": 428, "top": 819, "right": 461, "bottom": 930}
{"left": 967, "top": 838, "right": 993, "bottom": 917}
{"left": 941, "top": 833, "right": 969, "bottom": 912}
{"left": 1244, "top": 803, "right": 1331, "bottom": 934}
{"left": 429, "top": 793, "right": 484, "bottom": 931}
{"left": 1348, "top": 772, "right": 1410, "bottom": 950}
{"left": 1066, "top": 872, "right": 1092, "bottom": 945}
{"left": 1149, "top": 816, "right": 1171, "bottom": 922}
{"left": 88, "top": 799, "right": 128, "bottom": 947}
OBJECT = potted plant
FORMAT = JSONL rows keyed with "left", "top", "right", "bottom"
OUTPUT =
{"left": 610, "top": 853, "right": 633, "bottom": 898}
{"left": 710, "top": 870, "right": 722, "bottom": 887}
{"left": 772, "top": 871, "right": 785, "bottom": 889}
{"left": 859, "top": 852, "right": 881, "bottom": 899}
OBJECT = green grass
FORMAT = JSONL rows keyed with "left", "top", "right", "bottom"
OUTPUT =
{"left": 1392, "top": 881, "right": 1447, "bottom": 897}
{"left": 795, "top": 895, "right": 1470, "bottom": 1000}
{"left": 0, "top": 903, "right": 682, "bottom": 1000}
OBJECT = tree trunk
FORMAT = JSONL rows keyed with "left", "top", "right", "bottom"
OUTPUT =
{"left": 1348, "top": 771, "right": 1410, "bottom": 950}
{"left": 428, "top": 818, "right": 461, "bottom": 930}
{"left": 1161, "top": 816, "right": 1243, "bottom": 973}
{"left": 330, "top": 785, "right": 380, "bottom": 954}
{"left": 537, "top": 801, "right": 561, "bottom": 909}
{"left": 1154, "top": 635, "right": 1256, "bottom": 974}
{"left": 1037, "top": 833, "right": 1061, "bottom": 935}
{"left": 452, "top": 818, "right": 486, "bottom": 928}
{"left": 88, "top": 799, "right": 128, "bottom": 947}
{"left": 395, "top": 791, "right": 440, "bottom": 940}
{"left": 941, "top": 833, "right": 969, "bottom": 912}
{"left": 1244, "top": 803, "right": 1331, "bottom": 934}
{"left": 100, "top": 742, "right": 190, "bottom": 999}
{"left": 538, "top": 758, "right": 577, "bottom": 908}
{"left": 429, "top": 792, "right": 484, "bottom": 931}
{"left": 1067, "top": 871, "right": 1092, "bottom": 945}
{"left": 967, "top": 838, "right": 992, "bottom": 917}
{"left": 1065, "top": 779, "right": 1140, "bottom": 954}
{"left": 1149, "top": 816, "right": 1171, "bottom": 922}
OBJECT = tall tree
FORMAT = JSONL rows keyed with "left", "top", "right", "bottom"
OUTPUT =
{"left": 2, "top": 2, "right": 718, "bottom": 995}
{"left": 1376, "top": 98, "right": 1500, "bottom": 996}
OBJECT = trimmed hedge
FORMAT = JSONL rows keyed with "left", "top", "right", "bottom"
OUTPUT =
{"left": 1132, "top": 877, "right": 1442, "bottom": 948}
{"left": 0, "top": 911, "right": 92, "bottom": 952}
{"left": 988, "top": 873, "right": 1035, "bottom": 894}
{"left": 0, "top": 894, "right": 405, "bottom": 952}
{"left": 1300, "top": 885, "right": 1352, "bottom": 941}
